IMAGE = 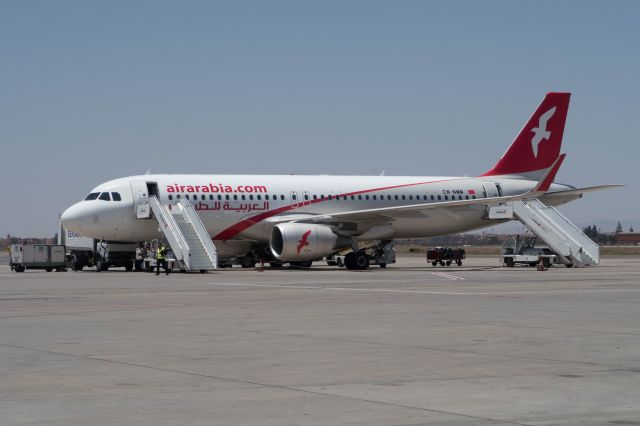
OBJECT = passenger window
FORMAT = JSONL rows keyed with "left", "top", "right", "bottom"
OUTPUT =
{"left": 444, "top": 195, "right": 449, "bottom": 200}
{"left": 431, "top": 195, "right": 435, "bottom": 200}
{"left": 423, "top": 195, "right": 427, "bottom": 200}
{"left": 365, "top": 195, "right": 370, "bottom": 200}
{"left": 401, "top": 195, "right": 406, "bottom": 200}
{"left": 265, "top": 195, "right": 270, "bottom": 200}
{"left": 409, "top": 195, "right": 413, "bottom": 200}
{"left": 168, "top": 194, "right": 173, "bottom": 201}
{"left": 234, "top": 195, "right": 238, "bottom": 200}
{"left": 280, "top": 195, "right": 285, "bottom": 200}
{"left": 388, "top": 195, "right": 392, "bottom": 200}
{"left": 438, "top": 195, "right": 442, "bottom": 200}
{"left": 395, "top": 195, "right": 399, "bottom": 200}
{"left": 209, "top": 195, "right": 214, "bottom": 200}
{"left": 177, "top": 194, "right": 181, "bottom": 199}
{"left": 465, "top": 195, "right": 469, "bottom": 200}
{"left": 225, "top": 195, "right": 230, "bottom": 200}
{"left": 99, "top": 192, "right": 111, "bottom": 201}
{"left": 249, "top": 195, "right": 254, "bottom": 200}
{"left": 111, "top": 192, "right": 122, "bottom": 201}
{"left": 201, "top": 195, "right": 206, "bottom": 201}
{"left": 312, "top": 195, "right": 317, "bottom": 200}
{"left": 458, "top": 195, "right": 462, "bottom": 200}
{"left": 358, "top": 195, "right": 362, "bottom": 200}
{"left": 257, "top": 195, "right": 261, "bottom": 200}
{"left": 292, "top": 194, "right": 297, "bottom": 200}
{"left": 472, "top": 195, "right": 476, "bottom": 199}
{"left": 372, "top": 195, "right": 377, "bottom": 200}
{"left": 84, "top": 192, "right": 100, "bottom": 201}
{"left": 350, "top": 195, "right": 355, "bottom": 200}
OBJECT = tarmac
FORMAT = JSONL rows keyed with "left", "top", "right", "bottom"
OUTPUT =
{"left": 1, "top": 255, "right": 639, "bottom": 426}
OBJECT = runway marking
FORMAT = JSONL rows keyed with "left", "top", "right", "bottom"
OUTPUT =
{"left": 210, "top": 282, "right": 640, "bottom": 296}
{"left": 431, "top": 271, "right": 465, "bottom": 281}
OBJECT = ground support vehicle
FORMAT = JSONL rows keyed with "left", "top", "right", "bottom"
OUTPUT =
{"left": 9, "top": 244, "right": 67, "bottom": 272}
{"left": 427, "top": 247, "right": 466, "bottom": 266}
{"left": 59, "top": 225, "right": 137, "bottom": 271}
{"left": 500, "top": 236, "right": 557, "bottom": 267}
{"left": 327, "top": 241, "right": 396, "bottom": 269}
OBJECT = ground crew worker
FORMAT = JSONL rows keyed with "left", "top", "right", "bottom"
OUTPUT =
{"left": 156, "top": 243, "right": 169, "bottom": 275}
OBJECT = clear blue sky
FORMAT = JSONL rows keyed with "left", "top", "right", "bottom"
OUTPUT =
{"left": 1, "top": 1, "right": 638, "bottom": 236}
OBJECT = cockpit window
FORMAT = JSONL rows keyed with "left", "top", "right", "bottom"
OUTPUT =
{"left": 85, "top": 192, "right": 100, "bottom": 201}
{"left": 98, "top": 192, "right": 111, "bottom": 201}
{"left": 111, "top": 192, "right": 121, "bottom": 201}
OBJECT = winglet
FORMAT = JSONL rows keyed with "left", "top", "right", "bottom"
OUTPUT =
{"left": 528, "top": 154, "right": 565, "bottom": 197}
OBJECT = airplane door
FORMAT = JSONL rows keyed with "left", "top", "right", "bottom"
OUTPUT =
{"left": 290, "top": 191, "right": 299, "bottom": 208}
{"left": 131, "top": 180, "right": 150, "bottom": 219}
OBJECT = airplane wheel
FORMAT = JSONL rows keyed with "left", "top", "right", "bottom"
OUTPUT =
{"left": 344, "top": 252, "right": 356, "bottom": 270}
{"left": 354, "top": 252, "right": 369, "bottom": 270}
{"left": 446, "top": 261, "right": 452, "bottom": 266}
{"left": 125, "top": 263, "right": 133, "bottom": 272}
{"left": 456, "top": 260, "right": 462, "bottom": 266}
{"left": 290, "top": 260, "right": 312, "bottom": 268}
{"left": 200, "top": 269, "right": 207, "bottom": 274}
{"left": 45, "top": 267, "right": 53, "bottom": 272}
{"left": 505, "top": 258, "right": 514, "bottom": 267}
{"left": 379, "top": 263, "right": 387, "bottom": 268}
{"left": 269, "top": 262, "right": 283, "bottom": 268}
{"left": 14, "top": 265, "right": 25, "bottom": 273}
{"left": 432, "top": 261, "right": 437, "bottom": 266}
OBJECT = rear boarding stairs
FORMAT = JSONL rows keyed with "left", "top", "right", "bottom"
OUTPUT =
{"left": 490, "top": 198, "right": 599, "bottom": 267}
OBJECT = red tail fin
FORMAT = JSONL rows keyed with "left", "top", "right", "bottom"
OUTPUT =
{"left": 482, "top": 92, "right": 571, "bottom": 178}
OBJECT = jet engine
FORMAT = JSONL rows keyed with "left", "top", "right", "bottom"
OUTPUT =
{"left": 270, "top": 223, "right": 346, "bottom": 261}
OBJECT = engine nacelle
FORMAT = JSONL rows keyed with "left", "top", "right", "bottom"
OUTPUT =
{"left": 270, "top": 223, "right": 342, "bottom": 261}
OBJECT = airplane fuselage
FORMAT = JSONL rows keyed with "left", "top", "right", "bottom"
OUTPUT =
{"left": 61, "top": 174, "right": 574, "bottom": 259}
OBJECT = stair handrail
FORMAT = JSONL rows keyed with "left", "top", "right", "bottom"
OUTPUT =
{"left": 149, "top": 196, "right": 190, "bottom": 270}
{"left": 178, "top": 197, "right": 218, "bottom": 269}
{"left": 517, "top": 201, "right": 573, "bottom": 256}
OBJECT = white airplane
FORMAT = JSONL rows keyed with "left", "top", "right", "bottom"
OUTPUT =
{"left": 61, "top": 93, "right": 616, "bottom": 269}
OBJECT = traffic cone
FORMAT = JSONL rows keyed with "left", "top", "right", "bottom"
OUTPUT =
{"left": 537, "top": 256, "right": 547, "bottom": 271}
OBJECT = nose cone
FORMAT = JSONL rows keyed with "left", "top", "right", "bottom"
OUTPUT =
{"left": 60, "top": 202, "right": 93, "bottom": 234}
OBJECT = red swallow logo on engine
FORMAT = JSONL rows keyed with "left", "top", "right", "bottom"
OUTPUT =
{"left": 297, "top": 229, "right": 312, "bottom": 255}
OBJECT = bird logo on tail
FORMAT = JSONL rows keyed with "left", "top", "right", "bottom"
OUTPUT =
{"left": 531, "top": 106, "right": 556, "bottom": 158}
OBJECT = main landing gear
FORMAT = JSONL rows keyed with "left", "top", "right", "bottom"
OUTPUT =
{"left": 344, "top": 251, "right": 370, "bottom": 270}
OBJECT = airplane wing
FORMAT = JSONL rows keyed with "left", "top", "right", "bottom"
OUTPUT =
{"left": 293, "top": 155, "right": 567, "bottom": 226}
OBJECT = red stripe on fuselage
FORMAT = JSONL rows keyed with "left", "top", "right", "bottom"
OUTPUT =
{"left": 213, "top": 178, "right": 459, "bottom": 240}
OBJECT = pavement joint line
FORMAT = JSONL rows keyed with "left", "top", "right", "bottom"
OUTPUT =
{"left": 431, "top": 272, "right": 466, "bottom": 280}
{"left": 209, "top": 282, "right": 640, "bottom": 296}
{"left": 0, "top": 342, "right": 529, "bottom": 426}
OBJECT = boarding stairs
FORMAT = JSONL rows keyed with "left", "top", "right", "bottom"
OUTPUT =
{"left": 149, "top": 196, "right": 217, "bottom": 271}
{"left": 510, "top": 199, "right": 599, "bottom": 266}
